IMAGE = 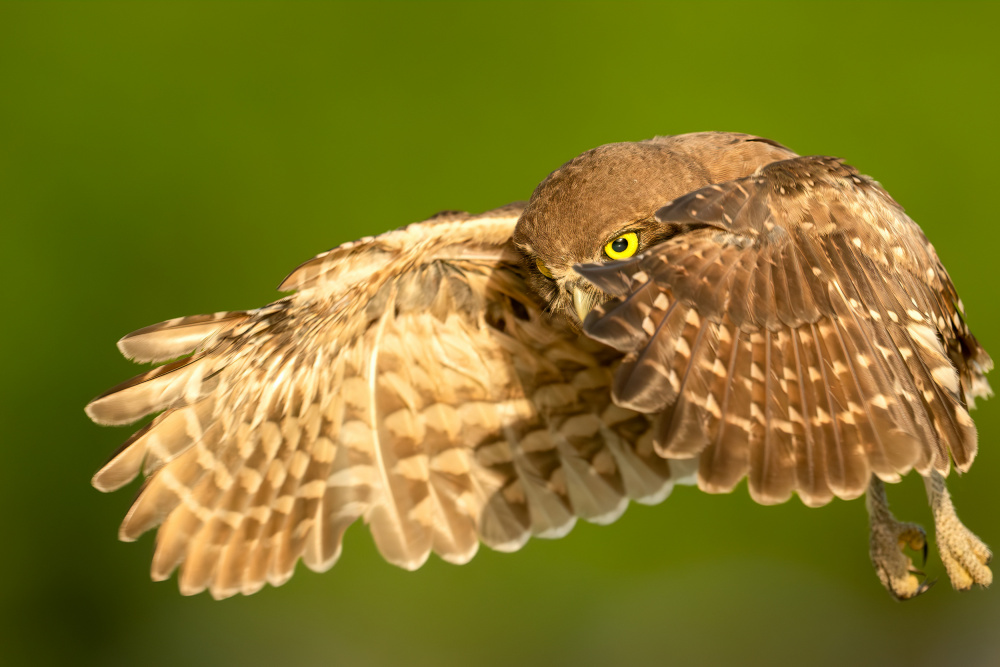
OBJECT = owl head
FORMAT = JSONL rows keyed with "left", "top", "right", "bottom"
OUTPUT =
{"left": 512, "top": 132, "right": 795, "bottom": 326}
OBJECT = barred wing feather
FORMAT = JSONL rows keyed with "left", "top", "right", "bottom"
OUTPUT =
{"left": 579, "top": 156, "right": 991, "bottom": 507}
{"left": 86, "top": 204, "right": 691, "bottom": 598}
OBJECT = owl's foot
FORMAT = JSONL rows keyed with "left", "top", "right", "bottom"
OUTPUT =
{"left": 866, "top": 476, "right": 933, "bottom": 600}
{"left": 924, "top": 470, "right": 992, "bottom": 591}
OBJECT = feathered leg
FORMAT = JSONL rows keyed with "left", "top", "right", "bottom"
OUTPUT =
{"left": 924, "top": 470, "right": 992, "bottom": 591}
{"left": 866, "top": 475, "right": 933, "bottom": 600}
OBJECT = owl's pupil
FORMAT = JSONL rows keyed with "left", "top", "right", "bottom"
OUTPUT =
{"left": 611, "top": 237, "right": 628, "bottom": 253}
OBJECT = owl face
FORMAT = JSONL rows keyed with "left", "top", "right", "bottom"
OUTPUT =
{"left": 514, "top": 216, "right": 663, "bottom": 326}
{"left": 512, "top": 142, "right": 700, "bottom": 326}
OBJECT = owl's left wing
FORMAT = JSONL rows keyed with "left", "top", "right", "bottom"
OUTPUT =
{"left": 577, "top": 156, "right": 992, "bottom": 507}
{"left": 86, "top": 204, "right": 685, "bottom": 599}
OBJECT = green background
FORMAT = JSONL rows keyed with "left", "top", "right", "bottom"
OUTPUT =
{"left": 2, "top": 2, "right": 998, "bottom": 665}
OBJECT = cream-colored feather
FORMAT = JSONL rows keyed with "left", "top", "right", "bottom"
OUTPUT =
{"left": 88, "top": 204, "right": 687, "bottom": 599}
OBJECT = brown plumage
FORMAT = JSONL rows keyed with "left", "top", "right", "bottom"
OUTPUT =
{"left": 87, "top": 132, "right": 992, "bottom": 600}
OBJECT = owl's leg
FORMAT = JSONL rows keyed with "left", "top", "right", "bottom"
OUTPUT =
{"left": 924, "top": 470, "right": 992, "bottom": 591}
{"left": 865, "top": 475, "right": 933, "bottom": 600}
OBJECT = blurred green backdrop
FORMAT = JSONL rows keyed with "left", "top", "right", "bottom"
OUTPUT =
{"left": 1, "top": 2, "right": 998, "bottom": 666}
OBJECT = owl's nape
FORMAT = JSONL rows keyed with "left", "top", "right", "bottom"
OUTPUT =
{"left": 87, "top": 132, "right": 991, "bottom": 600}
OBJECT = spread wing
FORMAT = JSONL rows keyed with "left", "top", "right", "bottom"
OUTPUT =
{"left": 86, "top": 204, "right": 692, "bottom": 599}
{"left": 578, "top": 156, "right": 992, "bottom": 507}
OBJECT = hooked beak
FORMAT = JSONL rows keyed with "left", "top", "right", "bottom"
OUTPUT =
{"left": 572, "top": 285, "right": 595, "bottom": 323}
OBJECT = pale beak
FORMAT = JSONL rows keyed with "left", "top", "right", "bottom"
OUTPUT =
{"left": 572, "top": 285, "right": 595, "bottom": 323}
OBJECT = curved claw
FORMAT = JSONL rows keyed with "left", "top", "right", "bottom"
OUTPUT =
{"left": 888, "top": 570, "right": 935, "bottom": 602}
{"left": 910, "top": 578, "right": 937, "bottom": 600}
{"left": 867, "top": 475, "right": 946, "bottom": 600}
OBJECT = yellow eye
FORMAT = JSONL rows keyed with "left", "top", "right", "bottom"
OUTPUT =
{"left": 535, "top": 258, "right": 554, "bottom": 279}
{"left": 604, "top": 232, "right": 639, "bottom": 260}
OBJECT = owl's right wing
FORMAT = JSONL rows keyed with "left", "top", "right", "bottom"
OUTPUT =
{"left": 85, "top": 204, "right": 687, "bottom": 599}
{"left": 577, "top": 157, "right": 992, "bottom": 508}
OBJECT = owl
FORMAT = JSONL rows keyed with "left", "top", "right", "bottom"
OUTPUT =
{"left": 87, "top": 132, "right": 992, "bottom": 600}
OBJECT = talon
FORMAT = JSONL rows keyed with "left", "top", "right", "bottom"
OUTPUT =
{"left": 886, "top": 568, "right": 935, "bottom": 601}
{"left": 914, "top": 578, "right": 937, "bottom": 597}
{"left": 895, "top": 525, "right": 927, "bottom": 555}
{"left": 866, "top": 476, "right": 934, "bottom": 600}
{"left": 866, "top": 473, "right": 992, "bottom": 598}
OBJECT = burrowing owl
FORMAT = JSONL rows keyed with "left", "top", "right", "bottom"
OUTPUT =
{"left": 87, "top": 132, "right": 992, "bottom": 600}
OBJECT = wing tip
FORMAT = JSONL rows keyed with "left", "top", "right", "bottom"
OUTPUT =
{"left": 436, "top": 541, "right": 480, "bottom": 566}
{"left": 91, "top": 462, "right": 139, "bottom": 493}
{"left": 115, "top": 333, "right": 162, "bottom": 363}
{"left": 84, "top": 396, "right": 128, "bottom": 426}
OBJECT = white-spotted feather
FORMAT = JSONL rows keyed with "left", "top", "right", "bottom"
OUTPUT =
{"left": 87, "top": 205, "right": 687, "bottom": 598}
{"left": 579, "top": 155, "right": 990, "bottom": 506}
